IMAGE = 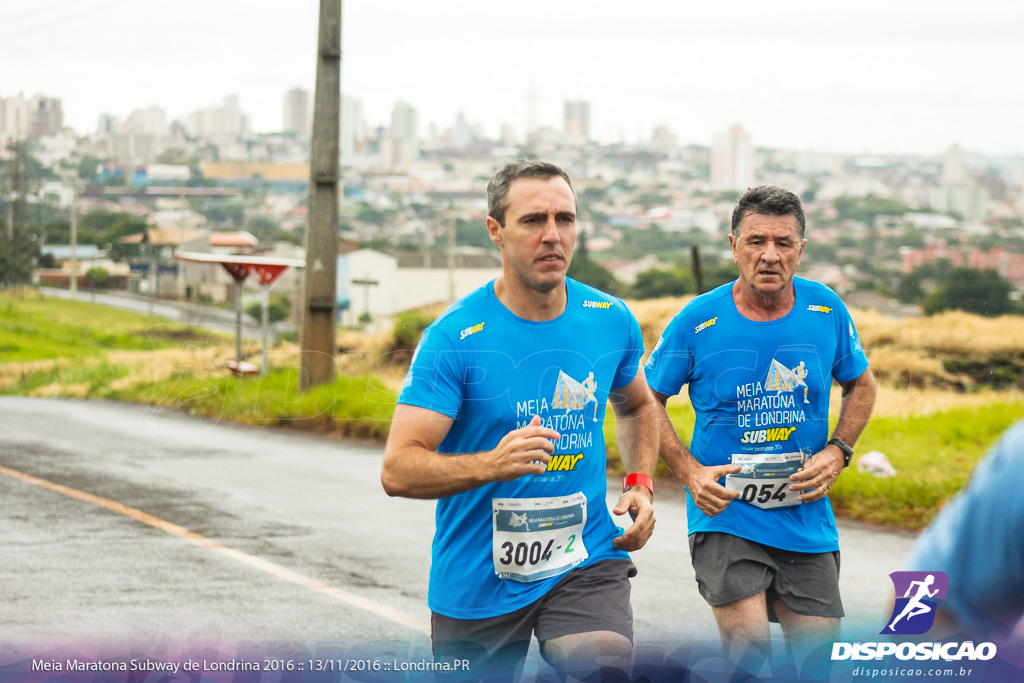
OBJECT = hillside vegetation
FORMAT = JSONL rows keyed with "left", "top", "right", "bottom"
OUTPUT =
{"left": 2, "top": 288, "right": 1022, "bottom": 530}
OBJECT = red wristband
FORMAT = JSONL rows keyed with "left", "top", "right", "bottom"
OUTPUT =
{"left": 622, "top": 473, "right": 653, "bottom": 495}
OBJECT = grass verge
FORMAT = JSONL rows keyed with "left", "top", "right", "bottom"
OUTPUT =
{"left": 4, "top": 289, "right": 1024, "bottom": 530}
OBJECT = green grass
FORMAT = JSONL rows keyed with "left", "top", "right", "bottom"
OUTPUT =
{"left": 107, "top": 366, "right": 398, "bottom": 440}
{"left": 831, "top": 401, "right": 1024, "bottom": 529}
{"left": 0, "top": 290, "right": 201, "bottom": 362}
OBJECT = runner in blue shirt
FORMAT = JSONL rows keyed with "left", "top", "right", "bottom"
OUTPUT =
{"left": 382, "top": 160, "right": 658, "bottom": 680}
{"left": 645, "top": 186, "right": 877, "bottom": 670}
{"left": 905, "top": 418, "right": 1024, "bottom": 638}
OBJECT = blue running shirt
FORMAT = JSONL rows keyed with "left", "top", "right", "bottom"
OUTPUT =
{"left": 398, "top": 278, "right": 644, "bottom": 619}
{"left": 645, "top": 277, "right": 869, "bottom": 553}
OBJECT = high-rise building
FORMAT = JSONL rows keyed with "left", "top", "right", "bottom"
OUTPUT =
{"left": 942, "top": 143, "right": 966, "bottom": 185}
{"left": 710, "top": 124, "right": 754, "bottom": 191}
{"left": 283, "top": 87, "right": 310, "bottom": 139}
{"left": 451, "top": 111, "right": 472, "bottom": 149}
{"left": 183, "top": 95, "right": 249, "bottom": 140}
{"left": 124, "top": 106, "right": 167, "bottom": 137}
{"left": 29, "top": 96, "right": 63, "bottom": 138}
{"left": 1, "top": 95, "right": 32, "bottom": 141}
{"left": 391, "top": 101, "right": 418, "bottom": 158}
{"left": 500, "top": 124, "right": 517, "bottom": 148}
{"left": 341, "top": 94, "right": 366, "bottom": 158}
{"left": 96, "top": 113, "right": 118, "bottom": 136}
{"left": 563, "top": 100, "right": 591, "bottom": 144}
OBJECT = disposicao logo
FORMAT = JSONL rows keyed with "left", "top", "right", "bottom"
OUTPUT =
{"left": 882, "top": 571, "right": 949, "bottom": 635}
{"left": 831, "top": 570, "right": 997, "bottom": 663}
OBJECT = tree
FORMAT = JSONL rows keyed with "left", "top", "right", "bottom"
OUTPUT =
{"left": 78, "top": 155, "right": 102, "bottom": 181}
{"left": 567, "top": 255, "right": 623, "bottom": 296}
{"left": 705, "top": 262, "right": 739, "bottom": 290}
{"left": 0, "top": 222, "right": 36, "bottom": 288}
{"left": 923, "top": 268, "right": 1017, "bottom": 317}
{"left": 632, "top": 267, "right": 693, "bottom": 299}
{"left": 455, "top": 217, "right": 493, "bottom": 249}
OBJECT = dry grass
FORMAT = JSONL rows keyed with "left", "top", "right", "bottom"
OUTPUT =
{"left": 853, "top": 309, "right": 1024, "bottom": 357}
{"left": 626, "top": 298, "right": 1024, "bottom": 390}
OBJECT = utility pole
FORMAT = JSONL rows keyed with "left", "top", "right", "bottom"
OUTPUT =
{"left": 690, "top": 244, "right": 705, "bottom": 295}
{"left": 447, "top": 201, "right": 456, "bottom": 302}
{"left": 69, "top": 185, "right": 78, "bottom": 299}
{"left": 300, "top": 0, "right": 341, "bottom": 390}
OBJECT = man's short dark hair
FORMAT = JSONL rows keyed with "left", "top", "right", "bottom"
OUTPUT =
{"left": 487, "top": 160, "right": 576, "bottom": 227}
{"left": 730, "top": 185, "right": 806, "bottom": 239}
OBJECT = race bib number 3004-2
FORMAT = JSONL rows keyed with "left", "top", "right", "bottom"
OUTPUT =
{"left": 492, "top": 493, "right": 588, "bottom": 582}
{"left": 725, "top": 451, "right": 808, "bottom": 510}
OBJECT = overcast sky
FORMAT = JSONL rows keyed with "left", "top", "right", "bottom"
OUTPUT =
{"left": 2, "top": 0, "right": 1022, "bottom": 156}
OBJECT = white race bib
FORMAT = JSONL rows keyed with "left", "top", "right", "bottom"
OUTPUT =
{"left": 726, "top": 451, "right": 809, "bottom": 510}
{"left": 492, "top": 493, "right": 588, "bottom": 582}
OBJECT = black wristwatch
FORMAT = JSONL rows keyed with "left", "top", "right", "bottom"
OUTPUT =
{"left": 827, "top": 438, "right": 854, "bottom": 468}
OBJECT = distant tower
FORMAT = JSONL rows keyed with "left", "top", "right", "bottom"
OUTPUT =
{"left": 564, "top": 100, "right": 591, "bottom": 144}
{"left": 29, "top": 96, "right": 63, "bottom": 138}
{"left": 2, "top": 95, "right": 31, "bottom": 141}
{"left": 283, "top": 87, "right": 310, "bottom": 139}
{"left": 341, "top": 94, "right": 366, "bottom": 157}
{"left": 711, "top": 124, "right": 754, "bottom": 191}
{"left": 391, "top": 101, "right": 419, "bottom": 159}
{"left": 942, "top": 143, "right": 966, "bottom": 185}
{"left": 452, "top": 111, "right": 472, "bottom": 149}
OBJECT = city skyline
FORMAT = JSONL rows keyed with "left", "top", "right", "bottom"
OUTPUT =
{"left": 2, "top": 0, "right": 1022, "bottom": 156}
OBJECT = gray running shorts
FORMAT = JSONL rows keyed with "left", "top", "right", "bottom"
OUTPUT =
{"left": 689, "top": 532, "right": 844, "bottom": 622}
{"left": 431, "top": 558, "right": 636, "bottom": 675}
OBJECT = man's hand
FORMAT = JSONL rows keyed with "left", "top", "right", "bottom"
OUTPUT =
{"left": 612, "top": 488, "right": 655, "bottom": 551}
{"left": 685, "top": 464, "right": 742, "bottom": 516}
{"left": 489, "top": 415, "right": 560, "bottom": 481}
{"left": 789, "top": 445, "right": 844, "bottom": 502}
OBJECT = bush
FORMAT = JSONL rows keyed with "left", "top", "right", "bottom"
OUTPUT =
{"left": 245, "top": 296, "right": 291, "bottom": 324}
{"left": 632, "top": 267, "right": 693, "bottom": 299}
{"left": 389, "top": 306, "right": 441, "bottom": 364}
{"left": 85, "top": 266, "right": 110, "bottom": 288}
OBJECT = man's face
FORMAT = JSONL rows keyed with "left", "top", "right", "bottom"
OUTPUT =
{"left": 487, "top": 176, "right": 577, "bottom": 293}
{"left": 729, "top": 212, "right": 806, "bottom": 298}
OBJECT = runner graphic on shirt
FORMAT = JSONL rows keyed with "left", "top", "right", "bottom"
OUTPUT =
{"left": 765, "top": 359, "right": 811, "bottom": 404}
{"left": 552, "top": 370, "right": 600, "bottom": 422}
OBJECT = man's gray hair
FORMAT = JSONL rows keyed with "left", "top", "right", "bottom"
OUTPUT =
{"left": 730, "top": 185, "right": 807, "bottom": 239}
{"left": 487, "top": 160, "right": 576, "bottom": 227}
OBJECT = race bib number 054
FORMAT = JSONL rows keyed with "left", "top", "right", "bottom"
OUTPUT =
{"left": 492, "top": 493, "right": 588, "bottom": 583}
{"left": 725, "top": 451, "right": 807, "bottom": 510}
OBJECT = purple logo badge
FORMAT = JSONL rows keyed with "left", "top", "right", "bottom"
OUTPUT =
{"left": 881, "top": 571, "right": 949, "bottom": 635}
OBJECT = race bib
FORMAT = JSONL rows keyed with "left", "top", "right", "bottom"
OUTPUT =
{"left": 492, "top": 493, "right": 588, "bottom": 582}
{"left": 725, "top": 451, "right": 809, "bottom": 510}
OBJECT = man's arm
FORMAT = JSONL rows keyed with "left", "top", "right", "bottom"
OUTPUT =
{"left": 652, "top": 390, "right": 740, "bottom": 516}
{"left": 381, "top": 404, "right": 560, "bottom": 499}
{"left": 790, "top": 367, "right": 877, "bottom": 502}
{"left": 608, "top": 369, "right": 658, "bottom": 550}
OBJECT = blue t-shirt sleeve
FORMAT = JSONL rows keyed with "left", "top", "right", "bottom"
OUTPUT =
{"left": 397, "top": 325, "right": 464, "bottom": 418}
{"left": 611, "top": 310, "right": 644, "bottom": 389}
{"left": 831, "top": 303, "right": 870, "bottom": 383}
{"left": 905, "top": 421, "right": 1024, "bottom": 635}
{"left": 644, "top": 312, "right": 694, "bottom": 397}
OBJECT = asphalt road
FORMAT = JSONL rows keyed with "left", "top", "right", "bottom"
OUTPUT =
{"left": 0, "top": 396, "right": 919, "bottom": 676}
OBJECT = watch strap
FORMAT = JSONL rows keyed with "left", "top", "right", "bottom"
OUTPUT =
{"left": 827, "top": 438, "right": 854, "bottom": 468}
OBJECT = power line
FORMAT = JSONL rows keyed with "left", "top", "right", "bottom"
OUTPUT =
{"left": 0, "top": 0, "right": 133, "bottom": 40}
{"left": 0, "top": 0, "right": 83, "bottom": 24}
